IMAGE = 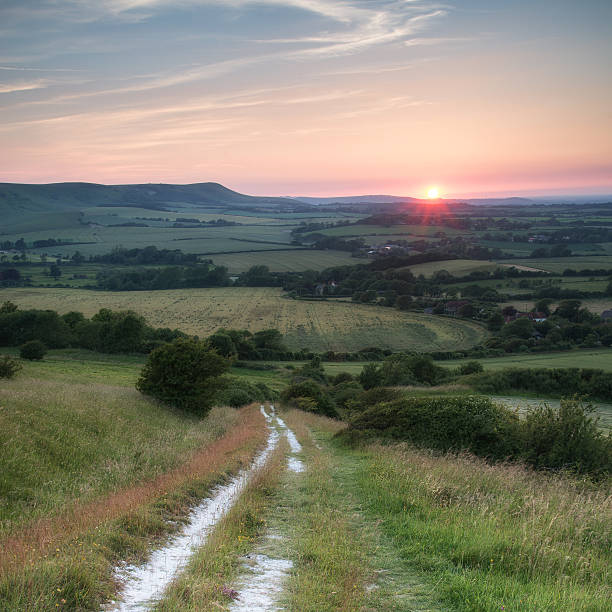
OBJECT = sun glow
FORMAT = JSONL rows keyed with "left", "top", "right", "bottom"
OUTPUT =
{"left": 427, "top": 187, "right": 440, "bottom": 199}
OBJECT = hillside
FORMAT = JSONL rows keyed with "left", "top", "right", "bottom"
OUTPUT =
{"left": 0, "top": 182, "right": 302, "bottom": 221}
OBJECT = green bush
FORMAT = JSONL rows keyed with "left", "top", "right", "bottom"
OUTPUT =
{"left": 280, "top": 380, "right": 337, "bottom": 418}
{"left": 0, "top": 355, "right": 21, "bottom": 378}
{"left": 213, "top": 377, "right": 277, "bottom": 408}
{"left": 346, "top": 387, "right": 404, "bottom": 413}
{"left": 345, "top": 395, "right": 522, "bottom": 460}
{"left": 521, "top": 398, "right": 612, "bottom": 476}
{"left": 470, "top": 367, "right": 612, "bottom": 402}
{"left": 136, "top": 338, "right": 229, "bottom": 414}
{"left": 19, "top": 340, "right": 47, "bottom": 360}
{"left": 458, "top": 360, "right": 483, "bottom": 375}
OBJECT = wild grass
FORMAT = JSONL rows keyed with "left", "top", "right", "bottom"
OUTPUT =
{"left": 356, "top": 443, "right": 612, "bottom": 611}
{"left": 279, "top": 410, "right": 370, "bottom": 612}
{"left": 0, "top": 405, "right": 267, "bottom": 610}
{"left": 0, "top": 376, "right": 235, "bottom": 533}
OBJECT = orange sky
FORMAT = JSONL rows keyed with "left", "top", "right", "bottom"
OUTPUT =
{"left": 1, "top": 1, "right": 611, "bottom": 197}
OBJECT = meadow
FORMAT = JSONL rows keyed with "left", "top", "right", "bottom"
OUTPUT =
{"left": 0, "top": 287, "right": 489, "bottom": 353}
{"left": 498, "top": 256, "right": 612, "bottom": 273}
{"left": 355, "top": 442, "right": 611, "bottom": 611}
{"left": 209, "top": 249, "right": 357, "bottom": 272}
{"left": 441, "top": 348, "right": 612, "bottom": 372}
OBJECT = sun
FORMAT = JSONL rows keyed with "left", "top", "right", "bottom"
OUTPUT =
{"left": 426, "top": 187, "right": 440, "bottom": 199}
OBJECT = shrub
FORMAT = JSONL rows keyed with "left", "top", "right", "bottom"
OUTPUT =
{"left": 470, "top": 367, "right": 612, "bottom": 402}
{"left": 136, "top": 338, "right": 229, "bottom": 414}
{"left": 280, "top": 380, "right": 337, "bottom": 417}
{"left": 0, "top": 355, "right": 21, "bottom": 378}
{"left": 346, "top": 387, "right": 403, "bottom": 413}
{"left": 19, "top": 340, "right": 47, "bottom": 360}
{"left": 458, "top": 360, "right": 483, "bottom": 375}
{"left": 358, "top": 363, "right": 383, "bottom": 389}
{"left": 213, "top": 377, "right": 277, "bottom": 407}
{"left": 521, "top": 398, "right": 612, "bottom": 476}
{"left": 345, "top": 395, "right": 522, "bottom": 460}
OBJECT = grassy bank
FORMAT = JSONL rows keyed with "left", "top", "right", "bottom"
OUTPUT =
{"left": 354, "top": 443, "right": 611, "bottom": 611}
{"left": 0, "top": 353, "right": 270, "bottom": 610}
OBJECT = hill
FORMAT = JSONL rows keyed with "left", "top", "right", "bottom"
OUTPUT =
{"left": 0, "top": 181, "right": 302, "bottom": 222}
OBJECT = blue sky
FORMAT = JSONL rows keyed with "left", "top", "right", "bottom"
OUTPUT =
{"left": 1, "top": 1, "right": 611, "bottom": 196}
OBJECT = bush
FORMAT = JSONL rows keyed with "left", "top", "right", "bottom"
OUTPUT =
{"left": 19, "top": 340, "right": 47, "bottom": 360}
{"left": 458, "top": 360, "right": 483, "bottom": 375}
{"left": 213, "top": 377, "right": 277, "bottom": 408}
{"left": 521, "top": 398, "right": 611, "bottom": 476}
{"left": 344, "top": 395, "right": 522, "bottom": 460}
{"left": 470, "top": 367, "right": 612, "bottom": 402}
{"left": 346, "top": 387, "right": 403, "bottom": 413}
{"left": 136, "top": 338, "right": 229, "bottom": 414}
{"left": 280, "top": 380, "right": 337, "bottom": 417}
{"left": 0, "top": 355, "right": 21, "bottom": 378}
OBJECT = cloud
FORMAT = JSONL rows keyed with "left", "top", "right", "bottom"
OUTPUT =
{"left": 0, "top": 80, "right": 48, "bottom": 93}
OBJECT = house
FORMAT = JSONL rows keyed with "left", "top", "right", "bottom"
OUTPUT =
{"left": 444, "top": 300, "right": 469, "bottom": 316}
{"left": 601, "top": 310, "right": 612, "bottom": 321}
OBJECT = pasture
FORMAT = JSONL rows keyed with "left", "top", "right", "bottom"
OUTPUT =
{"left": 402, "top": 258, "right": 502, "bottom": 277}
{"left": 441, "top": 349, "right": 612, "bottom": 371}
{"left": 0, "top": 287, "right": 488, "bottom": 352}
{"left": 210, "top": 249, "right": 357, "bottom": 272}
{"left": 499, "top": 256, "right": 612, "bottom": 273}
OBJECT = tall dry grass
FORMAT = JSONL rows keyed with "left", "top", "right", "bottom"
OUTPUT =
{"left": 359, "top": 443, "right": 611, "bottom": 610}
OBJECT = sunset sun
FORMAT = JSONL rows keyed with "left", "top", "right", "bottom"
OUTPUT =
{"left": 427, "top": 187, "right": 440, "bottom": 199}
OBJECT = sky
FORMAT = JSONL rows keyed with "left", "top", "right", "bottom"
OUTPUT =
{"left": 0, "top": 0, "right": 611, "bottom": 198}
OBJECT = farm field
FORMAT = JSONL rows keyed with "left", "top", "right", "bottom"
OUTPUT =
{"left": 0, "top": 287, "right": 488, "bottom": 352}
{"left": 210, "top": 249, "right": 358, "bottom": 272}
{"left": 3, "top": 223, "right": 300, "bottom": 257}
{"left": 499, "top": 256, "right": 612, "bottom": 273}
{"left": 310, "top": 223, "right": 467, "bottom": 238}
{"left": 502, "top": 298, "right": 612, "bottom": 314}
{"left": 440, "top": 348, "right": 612, "bottom": 372}
{"left": 403, "top": 258, "right": 503, "bottom": 277}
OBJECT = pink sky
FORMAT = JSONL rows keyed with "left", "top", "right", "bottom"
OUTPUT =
{"left": 1, "top": 1, "right": 611, "bottom": 197}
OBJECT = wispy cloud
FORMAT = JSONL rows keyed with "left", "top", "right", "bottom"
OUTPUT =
{"left": 0, "top": 80, "right": 48, "bottom": 93}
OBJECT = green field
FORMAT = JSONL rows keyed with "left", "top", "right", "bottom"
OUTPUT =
{"left": 440, "top": 348, "right": 612, "bottom": 372}
{"left": 210, "top": 249, "right": 358, "bottom": 272}
{"left": 0, "top": 355, "right": 237, "bottom": 532}
{"left": 311, "top": 223, "right": 466, "bottom": 238}
{"left": 403, "top": 259, "right": 503, "bottom": 277}
{"left": 0, "top": 287, "right": 488, "bottom": 353}
{"left": 499, "top": 256, "right": 612, "bottom": 273}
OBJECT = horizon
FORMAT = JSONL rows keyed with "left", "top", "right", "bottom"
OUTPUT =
{"left": 1, "top": 1, "right": 611, "bottom": 196}
{"left": 2, "top": 177, "right": 612, "bottom": 202}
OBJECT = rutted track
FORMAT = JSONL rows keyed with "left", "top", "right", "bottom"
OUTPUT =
{"left": 111, "top": 405, "right": 300, "bottom": 611}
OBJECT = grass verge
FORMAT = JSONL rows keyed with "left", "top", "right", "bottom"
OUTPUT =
{"left": 0, "top": 405, "right": 267, "bottom": 611}
{"left": 354, "top": 443, "right": 612, "bottom": 611}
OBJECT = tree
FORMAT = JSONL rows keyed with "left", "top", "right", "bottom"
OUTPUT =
{"left": 48, "top": 263, "right": 62, "bottom": 279}
{"left": 137, "top": 338, "right": 229, "bottom": 414}
{"left": 0, "top": 355, "right": 21, "bottom": 378}
{"left": 358, "top": 363, "right": 383, "bottom": 390}
{"left": 20, "top": 340, "right": 47, "bottom": 360}
{"left": 487, "top": 311, "right": 504, "bottom": 332}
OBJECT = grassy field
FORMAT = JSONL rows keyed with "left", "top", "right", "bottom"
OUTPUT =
{"left": 1, "top": 287, "right": 488, "bottom": 352}
{"left": 210, "top": 249, "right": 357, "bottom": 272}
{"left": 440, "top": 349, "right": 612, "bottom": 372}
{"left": 311, "top": 223, "right": 466, "bottom": 238}
{"left": 5, "top": 224, "right": 300, "bottom": 257}
{"left": 0, "top": 359, "right": 241, "bottom": 534}
{"left": 499, "top": 256, "right": 612, "bottom": 273}
{"left": 503, "top": 298, "right": 612, "bottom": 314}
{"left": 402, "top": 258, "right": 503, "bottom": 277}
{"left": 356, "top": 442, "right": 611, "bottom": 611}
